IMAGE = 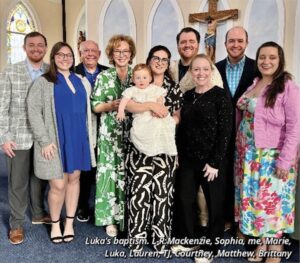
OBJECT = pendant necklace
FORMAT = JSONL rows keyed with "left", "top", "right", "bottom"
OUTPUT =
{"left": 193, "top": 90, "right": 205, "bottom": 104}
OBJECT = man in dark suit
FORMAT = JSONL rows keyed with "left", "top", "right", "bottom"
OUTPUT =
{"left": 215, "top": 26, "right": 256, "bottom": 234}
{"left": 75, "top": 40, "right": 108, "bottom": 222}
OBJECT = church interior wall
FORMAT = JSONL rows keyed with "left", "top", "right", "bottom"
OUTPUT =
{"left": 0, "top": 0, "right": 299, "bottom": 81}
{"left": 0, "top": 0, "right": 62, "bottom": 69}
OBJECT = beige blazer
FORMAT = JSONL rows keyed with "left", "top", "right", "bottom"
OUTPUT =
{"left": 0, "top": 60, "right": 49, "bottom": 149}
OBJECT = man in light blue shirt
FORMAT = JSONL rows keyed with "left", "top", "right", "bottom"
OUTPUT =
{"left": 0, "top": 32, "right": 51, "bottom": 245}
{"left": 226, "top": 55, "right": 246, "bottom": 96}
{"left": 216, "top": 26, "right": 256, "bottom": 234}
{"left": 26, "top": 58, "right": 45, "bottom": 80}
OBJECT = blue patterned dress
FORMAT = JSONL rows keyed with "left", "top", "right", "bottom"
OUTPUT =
{"left": 54, "top": 73, "right": 91, "bottom": 173}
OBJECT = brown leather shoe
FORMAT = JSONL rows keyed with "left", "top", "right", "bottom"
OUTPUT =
{"left": 9, "top": 227, "right": 24, "bottom": 245}
{"left": 32, "top": 214, "right": 52, "bottom": 224}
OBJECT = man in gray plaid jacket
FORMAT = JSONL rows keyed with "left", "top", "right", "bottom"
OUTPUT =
{"left": 0, "top": 32, "right": 51, "bottom": 245}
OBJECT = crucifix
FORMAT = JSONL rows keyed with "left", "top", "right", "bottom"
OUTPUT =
{"left": 189, "top": 0, "right": 238, "bottom": 62}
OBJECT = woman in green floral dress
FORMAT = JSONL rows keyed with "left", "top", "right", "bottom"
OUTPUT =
{"left": 91, "top": 35, "right": 136, "bottom": 237}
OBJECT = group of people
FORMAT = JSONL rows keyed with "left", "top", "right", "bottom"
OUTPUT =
{"left": 0, "top": 25, "right": 299, "bottom": 263}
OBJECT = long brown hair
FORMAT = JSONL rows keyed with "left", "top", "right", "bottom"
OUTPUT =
{"left": 43, "top": 42, "right": 75, "bottom": 83}
{"left": 255, "top": 41, "right": 292, "bottom": 108}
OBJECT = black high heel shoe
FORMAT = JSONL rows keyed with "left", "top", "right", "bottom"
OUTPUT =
{"left": 63, "top": 216, "right": 75, "bottom": 243}
{"left": 50, "top": 219, "right": 63, "bottom": 244}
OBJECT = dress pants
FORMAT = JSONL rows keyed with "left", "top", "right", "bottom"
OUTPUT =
{"left": 78, "top": 166, "right": 96, "bottom": 213}
{"left": 223, "top": 136, "right": 235, "bottom": 225}
{"left": 7, "top": 148, "right": 47, "bottom": 229}
{"left": 173, "top": 159, "right": 225, "bottom": 254}
{"left": 78, "top": 124, "right": 98, "bottom": 214}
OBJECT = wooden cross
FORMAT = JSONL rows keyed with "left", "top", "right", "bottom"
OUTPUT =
{"left": 189, "top": 0, "right": 238, "bottom": 62}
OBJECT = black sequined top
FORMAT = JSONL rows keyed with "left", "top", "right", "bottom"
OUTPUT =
{"left": 177, "top": 86, "right": 233, "bottom": 169}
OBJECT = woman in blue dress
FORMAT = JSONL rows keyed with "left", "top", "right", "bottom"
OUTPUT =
{"left": 27, "top": 42, "right": 96, "bottom": 243}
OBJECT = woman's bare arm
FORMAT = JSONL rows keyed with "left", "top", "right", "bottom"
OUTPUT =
{"left": 93, "top": 99, "right": 120, "bottom": 113}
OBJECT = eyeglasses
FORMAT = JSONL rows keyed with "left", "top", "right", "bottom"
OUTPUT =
{"left": 55, "top": 52, "right": 73, "bottom": 59}
{"left": 151, "top": 56, "right": 169, "bottom": 64}
{"left": 113, "top": 50, "right": 131, "bottom": 56}
{"left": 82, "top": 49, "right": 99, "bottom": 54}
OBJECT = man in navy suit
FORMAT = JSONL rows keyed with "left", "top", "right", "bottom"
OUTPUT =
{"left": 75, "top": 40, "right": 108, "bottom": 222}
{"left": 215, "top": 26, "right": 256, "bottom": 234}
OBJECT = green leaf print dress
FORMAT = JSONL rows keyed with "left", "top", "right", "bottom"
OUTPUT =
{"left": 91, "top": 67, "right": 132, "bottom": 231}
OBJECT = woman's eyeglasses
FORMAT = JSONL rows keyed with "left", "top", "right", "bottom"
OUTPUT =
{"left": 55, "top": 52, "right": 73, "bottom": 59}
{"left": 151, "top": 56, "right": 169, "bottom": 64}
{"left": 113, "top": 50, "right": 131, "bottom": 57}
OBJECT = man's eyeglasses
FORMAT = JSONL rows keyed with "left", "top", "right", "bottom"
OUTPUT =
{"left": 113, "top": 50, "right": 131, "bottom": 56}
{"left": 82, "top": 49, "right": 99, "bottom": 54}
{"left": 55, "top": 52, "right": 73, "bottom": 59}
{"left": 151, "top": 56, "right": 169, "bottom": 64}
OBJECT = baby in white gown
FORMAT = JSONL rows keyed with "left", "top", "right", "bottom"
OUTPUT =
{"left": 117, "top": 64, "right": 177, "bottom": 156}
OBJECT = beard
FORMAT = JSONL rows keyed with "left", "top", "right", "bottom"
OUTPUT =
{"left": 27, "top": 53, "right": 45, "bottom": 63}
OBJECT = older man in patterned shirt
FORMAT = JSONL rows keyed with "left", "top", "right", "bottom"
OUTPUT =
{"left": 0, "top": 32, "right": 51, "bottom": 245}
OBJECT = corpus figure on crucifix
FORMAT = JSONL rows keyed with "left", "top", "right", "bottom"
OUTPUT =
{"left": 189, "top": 0, "right": 238, "bottom": 62}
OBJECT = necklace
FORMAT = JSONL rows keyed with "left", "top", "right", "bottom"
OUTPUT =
{"left": 193, "top": 91, "right": 204, "bottom": 104}
{"left": 193, "top": 86, "right": 213, "bottom": 104}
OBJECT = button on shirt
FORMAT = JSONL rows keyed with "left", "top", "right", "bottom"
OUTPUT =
{"left": 225, "top": 56, "right": 245, "bottom": 96}
{"left": 26, "top": 59, "right": 45, "bottom": 81}
{"left": 84, "top": 66, "right": 100, "bottom": 88}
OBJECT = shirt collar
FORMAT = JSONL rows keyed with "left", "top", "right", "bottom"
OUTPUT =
{"left": 83, "top": 65, "right": 99, "bottom": 75}
{"left": 26, "top": 58, "right": 44, "bottom": 72}
{"left": 226, "top": 56, "right": 246, "bottom": 69}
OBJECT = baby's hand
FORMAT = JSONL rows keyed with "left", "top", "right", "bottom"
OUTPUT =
{"left": 116, "top": 112, "right": 125, "bottom": 121}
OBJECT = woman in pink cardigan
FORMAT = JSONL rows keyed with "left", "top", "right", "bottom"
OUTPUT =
{"left": 234, "top": 41, "right": 299, "bottom": 263}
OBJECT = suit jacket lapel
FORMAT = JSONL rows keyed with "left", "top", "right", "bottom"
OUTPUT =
{"left": 218, "top": 59, "right": 231, "bottom": 98}
{"left": 233, "top": 57, "right": 254, "bottom": 101}
{"left": 19, "top": 61, "right": 34, "bottom": 88}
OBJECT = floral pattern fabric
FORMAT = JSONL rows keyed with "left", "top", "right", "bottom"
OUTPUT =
{"left": 162, "top": 74, "right": 183, "bottom": 115}
{"left": 91, "top": 67, "right": 132, "bottom": 230}
{"left": 234, "top": 95, "right": 297, "bottom": 238}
